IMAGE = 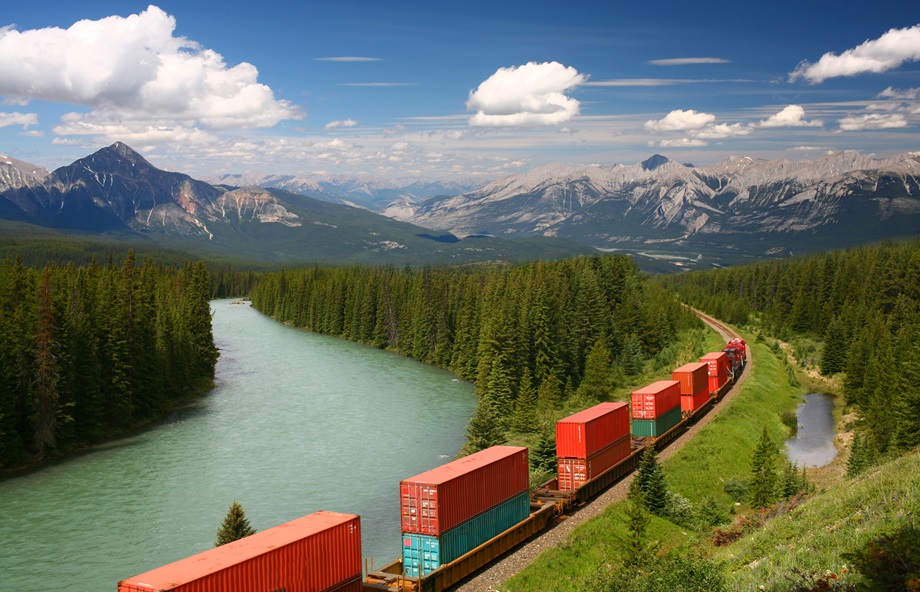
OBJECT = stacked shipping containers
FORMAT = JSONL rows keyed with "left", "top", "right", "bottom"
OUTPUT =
{"left": 555, "top": 402, "right": 632, "bottom": 491}
{"left": 673, "top": 362, "right": 710, "bottom": 414}
{"left": 118, "top": 511, "right": 362, "bottom": 592}
{"left": 630, "top": 380, "right": 682, "bottom": 438}
{"left": 400, "top": 446, "right": 529, "bottom": 577}
{"left": 700, "top": 351, "right": 730, "bottom": 395}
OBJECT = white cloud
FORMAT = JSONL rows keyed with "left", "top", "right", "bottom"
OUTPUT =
{"left": 652, "top": 138, "right": 708, "bottom": 147}
{"left": 879, "top": 87, "right": 919, "bottom": 100}
{"left": 0, "top": 111, "right": 38, "bottom": 128}
{"left": 838, "top": 113, "right": 909, "bottom": 130}
{"left": 648, "top": 57, "right": 730, "bottom": 66}
{"left": 324, "top": 119, "right": 359, "bottom": 130}
{"left": 790, "top": 24, "right": 920, "bottom": 83}
{"left": 757, "top": 105, "right": 823, "bottom": 128}
{"left": 0, "top": 6, "right": 302, "bottom": 138}
{"left": 644, "top": 109, "right": 716, "bottom": 132}
{"left": 694, "top": 123, "right": 751, "bottom": 139}
{"left": 467, "top": 61, "right": 586, "bottom": 127}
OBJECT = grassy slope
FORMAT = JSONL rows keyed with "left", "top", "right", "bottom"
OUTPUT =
{"left": 719, "top": 450, "right": 920, "bottom": 591}
{"left": 505, "top": 331, "right": 808, "bottom": 592}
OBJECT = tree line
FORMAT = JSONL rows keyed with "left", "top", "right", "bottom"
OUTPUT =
{"left": 663, "top": 239, "right": 920, "bottom": 458}
{"left": 0, "top": 254, "right": 219, "bottom": 470}
{"left": 249, "top": 255, "right": 700, "bottom": 449}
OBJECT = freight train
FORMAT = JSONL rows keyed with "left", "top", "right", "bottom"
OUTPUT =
{"left": 118, "top": 339, "right": 746, "bottom": 592}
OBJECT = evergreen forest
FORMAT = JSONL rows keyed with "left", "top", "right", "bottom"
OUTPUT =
{"left": 663, "top": 239, "right": 920, "bottom": 458}
{"left": 249, "top": 255, "right": 701, "bottom": 449}
{"left": 0, "top": 254, "right": 219, "bottom": 471}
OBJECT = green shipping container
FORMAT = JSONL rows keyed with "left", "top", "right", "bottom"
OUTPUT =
{"left": 631, "top": 404, "right": 682, "bottom": 438}
{"left": 402, "top": 491, "right": 530, "bottom": 577}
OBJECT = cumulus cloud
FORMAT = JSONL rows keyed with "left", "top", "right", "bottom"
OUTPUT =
{"left": 694, "top": 123, "right": 752, "bottom": 139}
{"left": 467, "top": 61, "right": 586, "bottom": 127}
{"left": 757, "top": 105, "right": 823, "bottom": 128}
{"left": 0, "top": 6, "right": 302, "bottom": 142}
{"left": 838, "top": 113, "right": 908, "bottom": 131}
{"left": 790, "top": 24, "right": 920, "bottom": 83}
{"left": 0, "top": 111, "right": 38, "bottom": 128}
{"left": 648, "top": 57, "right": 730, "bottom": 66}
{"left": 644, "top": 109, "right": 716, "bottom": 132}
{"left": 324, "top": 119, "right": 359, "bottom": 130}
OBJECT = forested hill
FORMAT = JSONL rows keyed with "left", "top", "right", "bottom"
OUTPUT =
{"left": 662, "top": 239, "right": 920, "bottom": 456}
{"left": 0, "top": 256, "right": 218, "bottom": 471}
{"left": 249, "top": 255, "right": 701, "bottom": 450}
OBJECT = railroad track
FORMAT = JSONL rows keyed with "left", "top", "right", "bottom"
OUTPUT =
{"left": 451, "top": 310, "right": 750, "bottom": 592}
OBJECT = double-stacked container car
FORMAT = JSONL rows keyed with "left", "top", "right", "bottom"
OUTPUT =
{"left": 672, "top": 362, "right": 710, "bottom": 415}
{"left": 400, "top": 446, "right": 530, "bottom": 577}
{"left": 700, "top": 351, "right": 731, "bottom": 397}
{"left": 555, "top": 402, "right": 631, "bottom": 491}
{"left": 630, "top": 380, "right": 682, "bottom": 438}
{"left": 117, "top": 511, "right": 362, "bottom": 592}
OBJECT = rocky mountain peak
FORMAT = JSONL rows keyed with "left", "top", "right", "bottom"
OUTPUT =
{"left": 641, "top": 154, "right": 671, "bottom": 171}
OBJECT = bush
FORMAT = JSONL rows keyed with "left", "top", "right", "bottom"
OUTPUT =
{"left": 664, "top": 492, "right": 696, "bottom": 527}
{"left": 723, "top": 476, "right": 749, "bottom": 502}
{"left": 841, "top": 524, "right": 920, "bottom": 591}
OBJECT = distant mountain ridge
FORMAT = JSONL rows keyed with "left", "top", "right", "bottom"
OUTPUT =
{"left": 394, "top": 151, "right": 920, "bottom": 260}
{"left": 209, "top": 171, "right": 484, "bottom": 212}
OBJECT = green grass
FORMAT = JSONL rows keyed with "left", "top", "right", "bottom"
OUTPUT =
{"left": 504, "top": 329, "right": 808, "bottom": 592}
{"left": 717, "top": 450, "right": 920, "bottom": 591}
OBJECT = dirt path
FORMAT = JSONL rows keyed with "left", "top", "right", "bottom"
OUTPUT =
{"left": 452, "top": 310, "right": 751, "bottom": 592}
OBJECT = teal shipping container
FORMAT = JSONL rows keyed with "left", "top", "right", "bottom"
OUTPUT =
{"left": 402, "top": 492, "right": 530, "bottom": 577}
{"left": 631, "top": 404, "right": 682, "bottom": 438}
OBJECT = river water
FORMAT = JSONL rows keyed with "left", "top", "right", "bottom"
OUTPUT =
{"left": 0, "top": 300, "right": 475, "bottom": 592}
{"left": 785, "top": 393, "right": 837, "bottom": 468}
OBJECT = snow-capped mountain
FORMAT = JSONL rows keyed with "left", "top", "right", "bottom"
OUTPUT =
{"left": 399, "top": 152, "right": 920, "bottom": 255}
{"left": 209, "top": 172, "right": 484, "bottom": 212}
{"left": 0, "top": 154, "right": 49, "bottom": 192}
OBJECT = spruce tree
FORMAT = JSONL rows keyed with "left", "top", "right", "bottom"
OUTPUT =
{"left": 531, "top": 429, "right": 557, "bottom": 473}
{"left": 847, "top": 435, "right": 868, "bottom": 477}
{"left": 622, "top": 484, "right": 656, "bottom": 568}
{"left": 633, "top": 443, "right": 668, "bottom": 515}
{"left": 216, "top": 501, "right": 256, "bottom": 546}
{"left": 576, "top": 338, "right": 612, "bottom": 402}
{"left": 820, "top": 317, "right": 848, "bottom": 376}
{"left": 621, "top": 333, "right": 645, "bottom": 376}
{"left": 464, "top": 397, "right": 506, "bottom": 453}
{"left": 749, "top": 426, "right": 779, "bottom": 509}
{"left": 511, "top": 368, "right": 538, "bottom": 433}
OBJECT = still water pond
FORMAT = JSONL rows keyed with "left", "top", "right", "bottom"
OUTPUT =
{"left": 0, "top": 300, "right": 475, "bottom": 592}
{"left": 785, "top": 393, "right": 837, "bottom": 468}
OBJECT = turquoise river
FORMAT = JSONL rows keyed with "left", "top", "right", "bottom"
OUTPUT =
{"left": 0, "top": 300, "right": 475, "bottom": 591}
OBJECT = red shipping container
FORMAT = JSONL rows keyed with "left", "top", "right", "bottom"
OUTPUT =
{"left": 672, "top": 362, "right": 709, "bottom": 396}
{"left": 118, "top": 511, "right": 361, "bottom": 592}
{"left": 709, "top": 374, "right": 728, "bottom": 395}
{"left": 557, "top": 435, "right": 632, "bottom": 490}
{"left": 401, "top": 446, "right": 529, "bottom": 536}
{"left": 699, "top": 352, "right": 729, "bottom": 378}
{"left": 556, "top": 402, "right": 630, "bottom": 459}
{"left": 681, "top": 385, "right": 711, "bottom": 414}
{"left": 631, "top": 381, "right": 681, "bottom": 420}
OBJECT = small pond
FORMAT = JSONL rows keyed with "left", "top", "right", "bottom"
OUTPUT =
{"left": 785, "top": 393, "right": 837, "bottom": 468}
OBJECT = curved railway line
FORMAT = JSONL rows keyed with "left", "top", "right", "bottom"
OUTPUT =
{"left": 450, "top": 310, "right": 750, "bottom": 592}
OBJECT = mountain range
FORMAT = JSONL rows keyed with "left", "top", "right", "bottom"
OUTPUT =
{"left": 0, "top": 143, "right": 588, "bottom": 265}
{"left": 2, "top": 144, "right": 918, "bottom": 270}
{"left": 390, "top": 152, "right": 920, "bottom": 267}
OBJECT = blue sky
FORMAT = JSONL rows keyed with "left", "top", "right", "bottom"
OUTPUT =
{"left": 0, "top": 1, "right": 918, "bottom": 179}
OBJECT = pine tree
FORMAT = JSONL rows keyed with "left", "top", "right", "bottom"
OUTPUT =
{"left": 847, "top": 434, "right": 868, "bottom": 477}
{"left": 32, "top": 265, "right": 60, "bottom": 459}
{"left": 633, "top": 443, "right": 668, "bottom": 515}
{"left": 820, "top": 317, "right": 848, "bottom": 376}
{"left": 576, "top": 338, "right": 612, "bottom": 402}
{"left": 511, "top": 368, "right": 538, "bottom": 433}
{"left": 215, "top": 501, "right": 256, "bottom": 546}
{"left": 749, "top": 426, "right": 779, "bottom": 509}
{"left": 464, "top": 397, "right": 506, "bottom": 453}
